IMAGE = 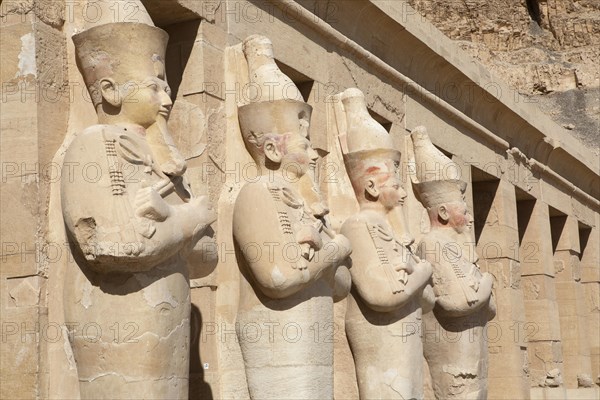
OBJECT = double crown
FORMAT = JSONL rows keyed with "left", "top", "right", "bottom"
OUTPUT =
{"left": 238, "top": 35, "right": 313, "bottom": 149}
{"left": 73, "top": 22, "right": 169, "bottom": 106}
{"left": 411, "top": 127, "right": 467, "bottom": 208}
{"left": 338, "top": 88, "right": 401, "bottom": 194}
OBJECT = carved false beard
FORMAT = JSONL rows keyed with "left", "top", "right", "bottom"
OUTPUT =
{"left": 387, "top": 207, "right": 415, "bottom": 249}
{"left": 297, "top": 169, "right": 329, "bottom": 218}
{"left": 146, "top": 115, "right": 187, "bottom": 177}
{"left": 436, "top": 228, "right": 479, "bottom": 264}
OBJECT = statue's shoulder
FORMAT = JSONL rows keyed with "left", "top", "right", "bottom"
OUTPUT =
{"left": 341, "top": 213, "right": 369, "bottom": 232}
{"left": 66, "top": 125, "right": 153, "bottom": 165}
{"left": 419, "top": 228, "right": 448, "bottom": 245}
{"left": 342, "top": 210, "right": 392, "bottom": 232}
{"left": 235, "top": 179, "right": 284, "bottom": 220}
{"left": 341, "top": 213, "right": 383, "bottom": 244}
{"left": 67, "top": 124, "right": 125, "bottom": 151}
{"left": 236, "top": 179, "right": 274, "bottom": 202}
{"left": 237, "top": 178, "right": 305, "bottom": 210}
{"left": 416, "top": 230, "right": 444, "bottom": 259}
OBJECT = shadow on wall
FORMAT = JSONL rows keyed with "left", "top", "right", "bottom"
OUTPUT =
{"left": 162, "top": 19, "right": 201, "bottom": 99}
{"left": 190, "top": 303, "right": 213, "bottom": 400}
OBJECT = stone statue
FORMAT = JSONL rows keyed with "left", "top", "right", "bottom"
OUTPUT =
{"left": 232, "top": 35, "right": 352, "bottom": 399}
{"left": 411, "top": 126, "right": 496, "bottom": 400}
{"left": 62, "top": 22, "right": 215, "bottom": 399}
{"left": 338, "top": 88, "right": 433, "bottom": 399}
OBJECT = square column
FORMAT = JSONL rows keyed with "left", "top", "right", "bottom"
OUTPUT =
{"left": 474, "top": 178, "right": 530, "bottom": 399}
{"left": 553, "top": 215, "right": 593, "bottom": 388}
{"left": 519, "top": 201, "right": 565, "bottom": 395}
{"left": 580, "top": 226, "right": 599, "bottom": 387}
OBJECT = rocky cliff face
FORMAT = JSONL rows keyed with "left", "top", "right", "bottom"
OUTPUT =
{"left": 408, "top": 0, "right": 599, "bottom": 153}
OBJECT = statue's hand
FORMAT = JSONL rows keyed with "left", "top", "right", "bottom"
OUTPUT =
{"left": 188, "top": 195, "right": 217, "bottom": 236}
{"left": 296, "top": 224, "right": 323, "bottom": 260}
{"left": 391, "top": 248, "right": 421, "bottom": 284}
{"left": 135, "top": 184, "right": 171, "bottom": 222}
{"left": 468, "top": 264, "right": 481, "bottom": 291}
{"left": 478, "top": 272, "right": 494, "bottom": 300}
{"left": 392, "top": 259, "right": 414, "bottom": 274}
{"left": 410, "top": 258, "right": 433, "bottom": 287}
{"left": 330, "top": 234, "right": 352, "bottom": 264}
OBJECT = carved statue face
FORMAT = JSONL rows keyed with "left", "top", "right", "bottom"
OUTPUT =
{"left": 364, "top": 159, "right": 406, "bottom": 211}
{"left": 264, "top": 133, "right": 318, "bottom": 179}
{"left": 379, "top": 177, "right": 407, "bottom": 211}
{"left": 438, "top": 201, "right": 473, "bottom": 234}
{"left": 100, "top": 75, "right": 172, "bottom": 128}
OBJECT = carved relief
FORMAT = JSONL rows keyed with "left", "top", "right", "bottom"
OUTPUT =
{"left": 337, "top": 88, "right": 433, "bottom": 399}
{"left": 232, "top": 35, "right": 351, "bottom": 399}
{"left": 411, "top": 126, "right": 496, "bottom": 399}
{"left": 61, "top": 21, "right": 215, "bottom": 399}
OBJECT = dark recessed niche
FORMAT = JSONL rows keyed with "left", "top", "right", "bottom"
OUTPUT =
{"left": 549, "top": 206, "right": 567, "bottom": 254}
{"left": 162, "top": 20, "right": 201, "bottom": 99}
{"left": 368, "top": 109, "right": 393, "bottom": 133}
{"left": 578, "top": 222, "right": 592, "bottom": 261}
{"left": 515, "top": 187, "right": 536, "bottom": 244}
{"left": 471, "top": 168, "right": 501, "bottom": 244}
{"left": 275, "top": 60, "right": 315, "bottom": 103}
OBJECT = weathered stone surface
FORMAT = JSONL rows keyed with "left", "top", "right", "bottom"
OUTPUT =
{"left": 1, "top": 1, "right": 598, "bottom": 399}
{"left": 524, "top": 298, "right": 563, "bottom": 341}
{"left": 232, "top": 35, "right": 351, "bottom": 400}
{"left": 412, "top": 128, "right": 496, "bottom": 399}
{"left": 53, "top": 12, "right": 216, "bottom": 399}
{"left": 339, "top": 89, "right": 431, "bottom": 399}
{"left": 408, "top": 0, "right": 600, "bottom": 153}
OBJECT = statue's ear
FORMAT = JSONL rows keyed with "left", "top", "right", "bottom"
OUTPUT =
{"left": 99, "top": 78, "right": 121, "bottom": 108}
{"left": 264, "top": 137, "right": 282, "bottom": 163}
{"left": 365, "top": 178, "right": 379, "bottom": 199}
{"left": 438, "top": 205, "right": 449, "bottom": 222}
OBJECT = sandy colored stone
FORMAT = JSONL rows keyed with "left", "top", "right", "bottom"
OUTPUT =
{"left": 1, "top": 1, "right": 599, "bottom": 399}
{"left": 411, "top": 127, "right": 496, "bottom": 399}
{"left": 232, "top": 35, "right": 351, "bottom": 400}
{"left": 54, "top": 11, "right": 216, "bottom": 399}
{"left": 335, "top": 89, "right": 432, "bottom": 399}
{"left": 408, "top": 0, "right": 600, "bottom": 153}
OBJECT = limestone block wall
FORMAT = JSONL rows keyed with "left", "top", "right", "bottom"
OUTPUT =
{"left": 0, "top": 1, "right": 598, "bottom": 399}
{"left": 1, "top": 1, "right": 69, "bottom": 398}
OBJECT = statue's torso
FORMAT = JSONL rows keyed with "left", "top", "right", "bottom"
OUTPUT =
{"left": 419, "top": 229, "right": 491, "bottom": 400}
{"left": 233, "top": 177, "right": 336, "bottom": 399}
{"left": 62, "top": 125, "right": 191, "bottom": 399}
{"left": 343, "top": 212, "right": 425, "bottom": 399}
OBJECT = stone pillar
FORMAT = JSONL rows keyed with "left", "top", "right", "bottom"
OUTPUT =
{"left": 553, "top": 216, "right": 593, "bottom": 388}
{"left": 1, "top": 2, "right": 68, "bottom": 398}
{"left": 474, "top": 178, "right": 530, "bottom": 399}
{"left": 519, "top": 201, "right": 565, "bottom": 395}
{"left": 580, "top": 226, "right": 599, "bottom": 386}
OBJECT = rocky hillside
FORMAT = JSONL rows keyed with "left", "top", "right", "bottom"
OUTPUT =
{"left": 408, "top": 0, "right": 600, "bottom": 154}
